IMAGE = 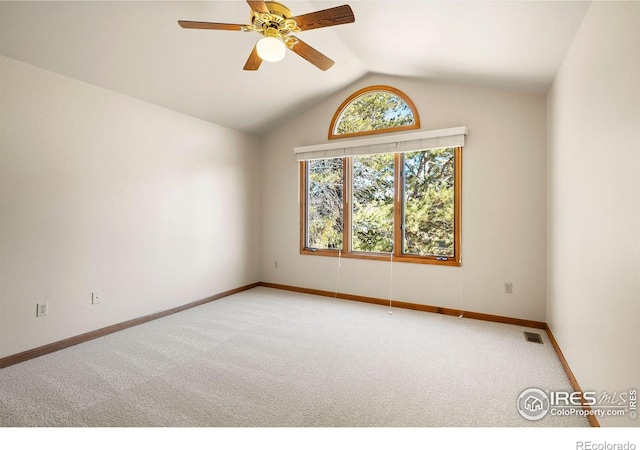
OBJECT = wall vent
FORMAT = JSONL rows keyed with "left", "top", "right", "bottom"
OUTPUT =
{"left": 524, "top": 332, "right": 543, "bottom": 344}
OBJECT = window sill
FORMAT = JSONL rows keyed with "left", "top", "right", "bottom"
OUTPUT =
{"left": 300, "top": 248, "right": 460, "bottom": 267}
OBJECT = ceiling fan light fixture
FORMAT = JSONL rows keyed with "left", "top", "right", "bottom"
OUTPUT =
{"left": 256, "top": 36, "right": 286, "bottom": 62}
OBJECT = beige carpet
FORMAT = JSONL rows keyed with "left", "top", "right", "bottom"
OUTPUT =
{"left": 0, "top": 287, "right": 588, "bottom": 427}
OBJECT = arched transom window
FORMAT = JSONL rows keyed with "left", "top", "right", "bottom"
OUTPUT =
{"left": 329, "top": 85, "right": 420, "bottom": 139}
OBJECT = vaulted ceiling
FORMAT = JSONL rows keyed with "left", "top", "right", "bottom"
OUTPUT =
{"left": 0, "top": 1, "right": 590, "bottom": 136}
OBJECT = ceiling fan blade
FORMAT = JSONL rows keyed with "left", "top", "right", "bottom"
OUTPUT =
{"left": 178, "top": 20, "right": 246, "bottom": 31}
{"left": 290, "top": 39, "right": 335, "bottom": 71}
{"left": 246, "top": 1, "right": 270, "bottom": 14}
{"left": 243, "top": 45, "right": 263, "bottom": 71}
{"left": 292, "top": 5, "right": 355, "bottom": 31}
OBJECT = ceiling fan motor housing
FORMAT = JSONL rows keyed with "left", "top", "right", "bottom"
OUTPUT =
{"left": 251, "top": 1, "right": 301, "bottom": 39}
{"left": 262, "top": 2, "right": 293, "bottom": 19}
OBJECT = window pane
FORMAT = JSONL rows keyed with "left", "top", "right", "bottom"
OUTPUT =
{"left": 403, "top": 148, "right": 455, "bottom": 257}
{"left": 307, "top": 158, "right": 343, "bottom": 249}
{"left": 352, "top": 153, "right": 394, "bottom": 252}
{"left": 336, "top": 91, "right": 415, "bottom": 135}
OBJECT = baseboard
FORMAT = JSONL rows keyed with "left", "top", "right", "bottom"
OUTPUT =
{"left": 259, "top": 282, "right": 547, "bottom": 329}
{"left": 0, "top": 282, "right": 260, "bottom": 369}
{"left": 544, "top": 324, "right": 600, "bottom": 427}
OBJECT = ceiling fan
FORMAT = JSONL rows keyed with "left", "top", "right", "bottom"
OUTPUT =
{"left": 178, "top": 1, "right": 355, "bottom": 71}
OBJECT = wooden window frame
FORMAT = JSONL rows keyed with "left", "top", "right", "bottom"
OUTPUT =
{"left": 328, "top": 85, "right": 421, "bottom": 140}
{"left": 300, "top": 148, "right": 462, "bottom": 267}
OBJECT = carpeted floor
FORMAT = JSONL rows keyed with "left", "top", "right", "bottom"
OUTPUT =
{"left": 0, "top": 287, "right": 588, "bottom": 427}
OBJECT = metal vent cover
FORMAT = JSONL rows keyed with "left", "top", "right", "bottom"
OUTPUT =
{"left": 524, "top": 331, "right": 543, "bottom": 344}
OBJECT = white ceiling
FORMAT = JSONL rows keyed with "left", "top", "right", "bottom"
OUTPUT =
{"left": 0, "top": 1, "right": 590, "bottom": 136}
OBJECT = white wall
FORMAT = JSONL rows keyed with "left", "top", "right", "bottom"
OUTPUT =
{"left": 547, "top": 2, "right": 640, "bottom": 427}
{"left": 0, "top": 56, "right": 261, "bottom": 359}
{"left": 260, "top": 73, "right": 548, "bottom": 322}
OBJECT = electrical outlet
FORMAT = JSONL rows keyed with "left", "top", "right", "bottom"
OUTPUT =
{"left": 36, "top": 302, "right": 48, "bottom": 317}
{"left": 274, "top": 260, "right": 278, "bottom": 269}
{"left": 505, "top": 282, "right": 513, "bottom": 294}
{"left": 92, "top": 292, "right": 101, "bottom": 305}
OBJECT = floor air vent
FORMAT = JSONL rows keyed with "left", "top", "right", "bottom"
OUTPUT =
{"left": 524, "top": 332, "right": 544, "bottom": 344}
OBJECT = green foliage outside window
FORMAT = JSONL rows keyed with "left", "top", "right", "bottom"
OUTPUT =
{"left": 335, "top": 91, "right": 415, "bottom": 135}
{"left": 403, "top": 149, "right": 455, "bottom": 257}
{"left": 352, "top": 153, "right": 394, "bottom": 252}
{"left": 307, "top": 159, "right": 343, "bottom": 250}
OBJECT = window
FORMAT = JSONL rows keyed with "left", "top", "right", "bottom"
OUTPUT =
{"left": 306, "top": 158, "right": 343, "bottom": 250}
{"left": 352, "top": 153, "right": 394, "bottom": 253}
{"left": 299, "top": 144, "right": 462, "bottom": 266}
{"left": 300, "top": 84, "right": 464, "bottom": 266}
{"left": 403, "top": 148, "right": 456, "bottom": 258}
{"left": 329, "top": 85, "right": 420, "bottom": 140}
